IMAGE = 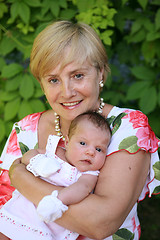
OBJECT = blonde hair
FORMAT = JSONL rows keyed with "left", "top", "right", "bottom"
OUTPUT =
{"left": 30, "top": 21, "right": 110, "bottom": 82}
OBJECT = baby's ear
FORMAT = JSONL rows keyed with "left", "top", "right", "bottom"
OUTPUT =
{"left": 65, "top": 135, "right": 69, "bottom": 149}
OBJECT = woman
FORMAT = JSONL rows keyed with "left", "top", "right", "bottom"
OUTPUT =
{"left": 0, "top": 21, "right": 160, "bottom": 240}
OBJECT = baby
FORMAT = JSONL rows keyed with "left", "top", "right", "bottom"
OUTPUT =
{"left": 0, "top": 111, "right": 111, "bottom": 240}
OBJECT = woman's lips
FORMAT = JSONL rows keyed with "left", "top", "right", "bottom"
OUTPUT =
{"left": 61, "top": 101, "right": 82, "bottom": 109}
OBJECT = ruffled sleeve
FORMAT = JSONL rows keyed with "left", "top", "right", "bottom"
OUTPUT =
{"left": 106, "top": 107, "right": 160, "bottom": 201}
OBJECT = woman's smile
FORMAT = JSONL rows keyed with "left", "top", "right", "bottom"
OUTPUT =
{"left": 61, "top": 100, "right": 82, "bottom": 108}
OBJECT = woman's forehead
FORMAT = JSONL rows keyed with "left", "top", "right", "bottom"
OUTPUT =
{"left": 44, "top": 58, "right": 95, "bottom": 78}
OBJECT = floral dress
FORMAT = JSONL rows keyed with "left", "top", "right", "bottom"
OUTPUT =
{"left": 0, "top": 106, "right": 160, "bottom": 240}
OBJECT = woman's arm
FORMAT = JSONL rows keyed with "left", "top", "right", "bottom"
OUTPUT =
{"left": 9, "top": 159, "right": 63, "bottom": 205}
{"left": 9, "top": 150, "right": 150, "bottom": 239}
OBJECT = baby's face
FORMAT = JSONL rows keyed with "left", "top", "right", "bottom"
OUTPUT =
{"left": 65, "top": 119, "right": 110, "bottom": 172}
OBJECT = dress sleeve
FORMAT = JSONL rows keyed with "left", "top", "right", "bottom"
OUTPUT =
{"left": 0, "top": 112, "right": 41, "bottom": 209}
{"left": 106, "top": 109, "right": 160, "bottom": 201}
{"left": 0, "top": 124, "right": 22, "bottom": 209}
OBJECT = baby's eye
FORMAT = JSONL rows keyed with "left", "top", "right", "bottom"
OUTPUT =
{"left": 96, "top": 147, "right": 102, "bottom": 152}
{"left": 80, "top": 141, "right": 86, "bottom": 146}
{"left": 74, "top": 73, "right": 83, "bottom": 80}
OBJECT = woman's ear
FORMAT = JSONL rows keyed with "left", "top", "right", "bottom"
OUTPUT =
{"left": 99, "top": 67, "right": 104, "bottom": 83}
{"left": 65, "top": 135, "right": 69, "bottom": 149}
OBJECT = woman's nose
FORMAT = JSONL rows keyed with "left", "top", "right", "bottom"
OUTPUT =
{"left": 61, "top": 81, "right": 75, "bottom": 98}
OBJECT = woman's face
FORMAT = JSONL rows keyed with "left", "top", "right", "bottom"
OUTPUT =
{"left": 41, "top": 60, "right": 103, "bottom": 122}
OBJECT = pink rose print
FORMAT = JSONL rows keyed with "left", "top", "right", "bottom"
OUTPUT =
{"left": 18, "top": 112, "right": 42, "bottom": 132}
{"left": 124, "top": 110, "right": 148, "bottom": 128}
{"left": 6, "top": 129, "right": 21, "bottom": 156}
{"left": 123, "top": 110, "right": 159, "bottom": 152}
{"left": 136, "top": 126, "right": 159, "bottom": 152}
{"left": 0, "top": 169, "right": 15, "bottom": 208}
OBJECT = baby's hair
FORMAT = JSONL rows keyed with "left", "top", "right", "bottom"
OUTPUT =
{"left": 68, "top": 111, "right": 111, "bottom": 139}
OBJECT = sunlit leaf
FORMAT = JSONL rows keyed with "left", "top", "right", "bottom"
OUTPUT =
{"left": 18, "top": 100, "right": 33, "bottom": 119}
{"left": 137, "top": 0, "right": 148, "bottom": 10}
{"left": 4, "top": 97, "right": 21, "bottom": 121}
{"left": 1, "top": 63, "right": 23, "bottom": 78}
{"left": 127, "top": 81, "right": 150, "bottom": 100}
{"left": 130, "top": 66, "right": 156, "bottom": 81}
{"left": 139, "top": 86, "right": 157, "bottom": 114}
{"left": 19, "top": 74, "right": 34, "bottom": 100}
{"left": 18, "top": 2, "right": 30, "bottom": 24}
{"left": 0, "top": 119, "right": 5, "bottom": 142}
{"left": 30, "top": 99, "right": 46, "bottom": 112}
{"left": 0, "top": 91, "right": 18, "bottom": 101}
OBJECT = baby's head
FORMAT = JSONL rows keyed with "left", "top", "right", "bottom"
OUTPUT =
{"left": 65, "top": 111, "right": 111, "bottom": 172}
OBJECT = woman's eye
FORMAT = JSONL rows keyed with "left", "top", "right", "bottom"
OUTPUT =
{"left": 80, "top": 141, "right": 86, "bottom": 146}
{"left": 75, "top": 74, "right": 83, "bottom": 79}
{"left": 50, "top": 78, "right": 58, "bottom": 83}
{"left": 96, "top": 147, "right": 102, "bottom": 152}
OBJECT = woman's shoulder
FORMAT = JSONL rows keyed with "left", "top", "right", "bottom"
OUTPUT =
{"left": 17, "top": 111, "right": 44, "bottom": 126}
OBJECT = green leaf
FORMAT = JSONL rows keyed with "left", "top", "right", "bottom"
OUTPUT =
{"left": 130, "top": 21, "right": 142, "bottom": 35}
{"left": 126, "top": 81, "right": 150, "bottom": 100}
{"left": 153, "top": 185, "right": 160, "bottom": 194}
{"left": 15, "top": 126, "right": 20, "bottom": 134}
{"left": 153, "top": 161, "right": 160, "bottom": 181}
{"left": 41, "top": 0, "right": 50, "bottom": 16}
{"left": 146, "top": 31, "right": 160, "bottom": 41}
{"left": 23, "top": 0, "right": 41, "bottom": 7}
{"left": 19, "top": 74, "right": 34, "bottom": 100}
{"left": 18, "top": 2, "right": 30, "bottom": 24}
{"left": 126, "top": 28, "right": 146, "bottom": 43}
{"left": 10, "top": 2, "right": 19, "bottom": 20}
{"left": 30, "top": 99, "right": 46, "bottom": 112}
{"left": 158, "top": 91, "right": 160, "bottom": 106}
{"left": 0, "top": 36, "right": 16, "bottom": 56}
{"left": 0, "top": 119, "right": 5, "bottom": 142}
{"left": 118, "top": 136, "right": 139, "bottom": 153}
{"left": 4, "top": 97, "right": 21, "bottom": 121}
{"left": 0, "top": 91, "right": 18, "bottom": 101}
{"left": 107, "top": 115, "right": 116, "bottom": 126}
{"left": 137, "top": 0, "right": 148, "bottom": 10}
{"left": 76, "top": 0, "right": 96, "bottom": 12}
{"left": 0, "top": 57, "right": 6, "bottom": 71}
{"left": 34, "top": 88, "right": 44, "bottom": 98}
{"left": 1, "top": 63, "right": 23, "bottom": 78}
{"left": 0, "top": 3, "right": 8, "bottom": 18}
{"left": 142, "top": 41, "right": 156, "bottom": 62}
{"left": 19, "top": 142, "right": 29, "bottom": 155}
{"left": 112, "top": 113, "right": 127, "bottom": 135}
{"left": 18, "top": 100, "right": 33, "bottom": 119}
{"left": 50, "top": 1, "right": 60, "bottom": 17}
{"left": 60, "top": 9, "right": 77, "bottom": 20}
{"left": 122, "top": 0, "right": 128, "bottom": 5}
{"left": 0, "top": 101, "right": 4, "bottom": 115}
{"left": 5, "top": 75, "right": 21, "bottom": 92}
{"left": 130, "top": 66, "right": 156, "bottom": 81}
{"left": 155, "top": 9, "right": 160, "bottom": 30}
{"left": 139, "top": 86, "right": 157, "bottom": 114}
{"left": 59, "top": 0, "right": 67, "bottom": 8}
{"left": 113, "top": 228, "right": 135, "bottom": 240}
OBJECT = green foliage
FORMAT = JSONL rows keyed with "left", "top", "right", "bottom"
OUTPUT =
{"left": 113, "top": 228, "right": 134, "bottom": 240}
{"left": 0, "top": 0, "right": 160, "bottom": 157}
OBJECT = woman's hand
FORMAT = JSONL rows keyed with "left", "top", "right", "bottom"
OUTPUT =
{"left": 9, "top": 157, "right": 63, "bottom": 206}
{"left": 9, "top": 158, "right": 24, "bottom": 179}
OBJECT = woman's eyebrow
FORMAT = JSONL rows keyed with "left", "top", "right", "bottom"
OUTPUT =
{"left": 45, "top": 66, "right": 90, "bottom": 78}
